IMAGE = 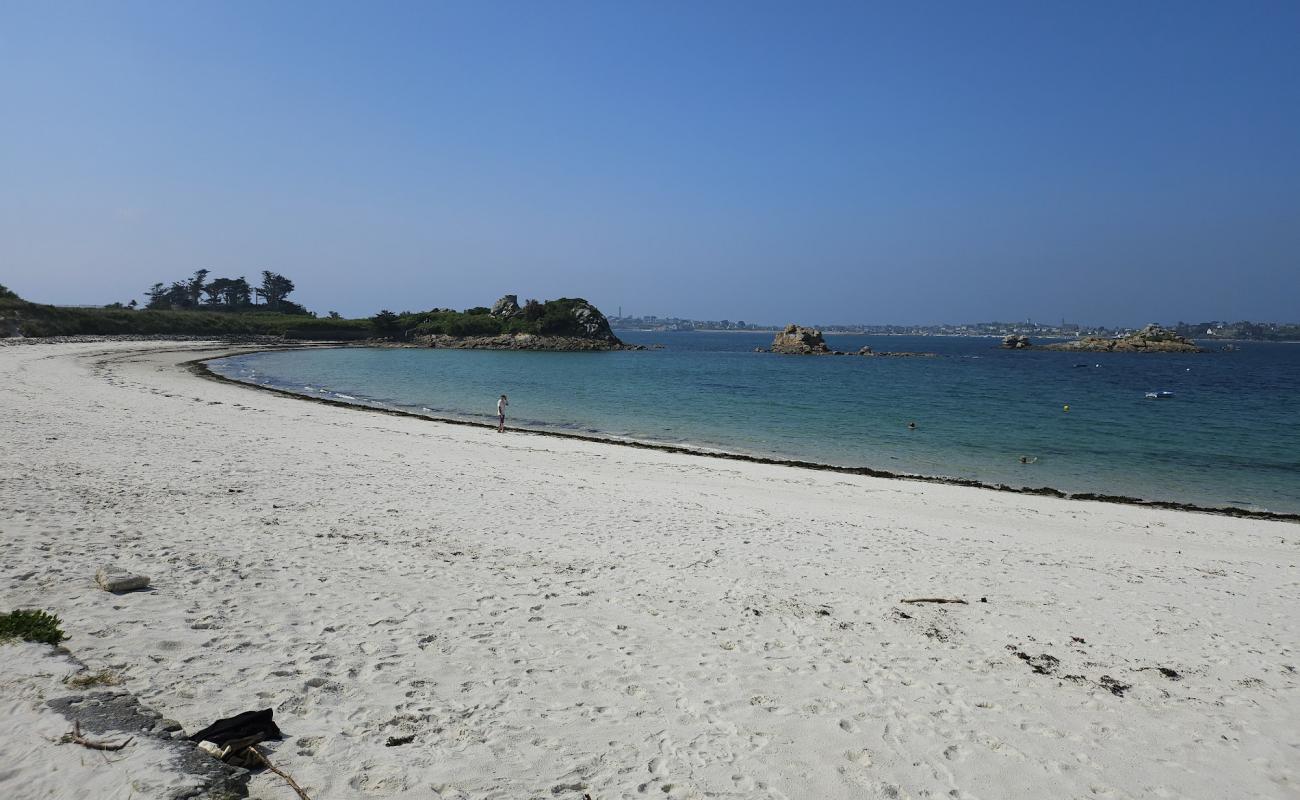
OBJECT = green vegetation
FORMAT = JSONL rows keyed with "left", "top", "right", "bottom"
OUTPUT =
{"left": 2, "top": 281, "right": 615, "bottom": 343}
{"left": 146, "top": 269, "right": 308, "bottom": 314}
{"left": 1, "top": 282, "right": 371, "bottom": 339}
{"left": 2, "top": 302, "right": 372, "bottom": 339}
{"left": 377, "top": 298, "right": 614, "bottom": 341}
{"left": 0, "top": 609, "right": 67, "bottom": 645}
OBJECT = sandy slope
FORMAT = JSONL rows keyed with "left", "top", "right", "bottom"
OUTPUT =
{"left": 0, "top": 340, "right": 1296, "bottom": 800}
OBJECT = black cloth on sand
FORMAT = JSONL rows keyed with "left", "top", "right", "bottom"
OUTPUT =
{"left": 188, "top": 708, "right": 282, "bottom": 746}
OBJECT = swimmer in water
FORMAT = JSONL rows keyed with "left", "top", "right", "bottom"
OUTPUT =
{"left": 907, "top": 421, "right": 917, "bottom": 430}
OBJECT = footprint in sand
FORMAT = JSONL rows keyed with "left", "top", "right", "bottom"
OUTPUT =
{"left": 845, "top": 748, "right": 873, "bottom": 766}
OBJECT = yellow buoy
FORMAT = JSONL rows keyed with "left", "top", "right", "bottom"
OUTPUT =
{"left": 1063, "top": 404, "right": 1070, "bottom": 412}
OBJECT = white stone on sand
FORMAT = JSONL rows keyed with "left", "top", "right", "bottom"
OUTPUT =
{"left": 95, "top": 565, "right": 151, "bottom": 593}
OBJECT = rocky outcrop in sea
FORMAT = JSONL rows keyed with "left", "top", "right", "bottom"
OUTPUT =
{"left": 760, "top": 326, "right": 935, "bottom": 357}
{"left": 769, "top": 325, "right": 832, "bottom": 354}
{"left": 1041, "top": 324, "right": 1204, "bottom": 353}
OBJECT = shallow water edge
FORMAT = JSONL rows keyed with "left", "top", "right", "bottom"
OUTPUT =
{"left": 187, "top": 348, "right": 1300, "bottom": 524}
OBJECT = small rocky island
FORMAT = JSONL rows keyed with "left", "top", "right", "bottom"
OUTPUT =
{"left": 760, "top": 324, "right": 935, "bottom": 357}
{"left": 769, "top": 324, "right": 833, "bottom": 354}
{"left": 1003, "top": 324, "right": 1205, "bottom": 353}
{"left": 381, "top": 295, "right": 642, "bottom": 351}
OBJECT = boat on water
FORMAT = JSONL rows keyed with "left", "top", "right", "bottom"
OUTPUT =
{"left": 1145, "top": 391, "right": 1175, "bottom": 399}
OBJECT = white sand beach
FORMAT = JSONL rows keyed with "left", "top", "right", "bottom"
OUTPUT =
{"left": 1, "top": 340, "right": 1296, "bottom": 799}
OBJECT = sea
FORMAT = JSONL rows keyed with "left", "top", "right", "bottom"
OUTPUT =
{"left": 208, "top": 332, "right": 1300, "bottom": 515}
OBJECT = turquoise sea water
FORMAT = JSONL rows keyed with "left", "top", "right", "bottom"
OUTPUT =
{"left": 209, "top": 333, "right": 1300, "bottom": 514}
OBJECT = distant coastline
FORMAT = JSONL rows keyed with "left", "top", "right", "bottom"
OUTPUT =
{"left": 614, "top": 328, "right": 1078, "bottom": 339}
{"left": 611, "top": 317, "right": 1300, "bottom": 341}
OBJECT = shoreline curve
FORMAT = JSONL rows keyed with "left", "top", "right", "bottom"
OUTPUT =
{"left": 189, "top": 345, "right": 1300, "bottom": 524}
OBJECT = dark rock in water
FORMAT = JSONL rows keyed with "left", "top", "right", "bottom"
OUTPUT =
{"left": 1002, "top": 334, "right": 1032, "bottom": 349}
{"left": 762, "top": 334, "right": 936, "bottom": 358}
{"left": 489, "top": 295, "right": 522, "bottom": 318}
{"left": 770, "top": 324, "right": 831, "bottom": 354}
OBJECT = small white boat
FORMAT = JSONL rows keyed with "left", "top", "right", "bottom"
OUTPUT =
{"left": 1144, "top": 391, "right": 1175, "bottom": 399}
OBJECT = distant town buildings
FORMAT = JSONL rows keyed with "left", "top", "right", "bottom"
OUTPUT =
{"left": 610, "top": 315, "right": 1123, "bottom": 337}
{"left": 608, "top": 314, "right": 1300, "bottom": 340}
{"left": 609, "top": 314, "right": 762, "bottom": 332}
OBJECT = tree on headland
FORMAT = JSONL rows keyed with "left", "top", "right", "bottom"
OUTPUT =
{"left": 187, "top": 269, "right": 209, "bottom": 308}
{"left": 205, "top": 277, "right": 252, "bottom": 307}
{"left": 0, "top": 284, "right": 19, "bottom": 301}
{"left": 372, "top": 309, "right": 402, "bottom": 338}
{"left": 201, "top": 281, "right": 224, "bottom": 306}
{"left": 165, "top": 281, "right": 192, "bottom": 308}
{"left": 143, "top": 270, "right": 308, "bottom": 314}
{"left": 258, "top": 271, "right": 295, "bottom": 309}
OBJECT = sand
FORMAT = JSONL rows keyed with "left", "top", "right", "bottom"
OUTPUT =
{"left": 0, "top": 339, "right": 1296, "bottom": 799}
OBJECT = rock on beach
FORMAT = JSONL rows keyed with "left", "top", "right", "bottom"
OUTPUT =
{"left": 95, "top": 566, "right": 150, "bottom": 593}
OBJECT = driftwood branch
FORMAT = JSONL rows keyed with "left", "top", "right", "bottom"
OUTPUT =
{"left": 244, "top": 746, "right": 313, "bottom": 800}
{"left": 68, "top": 721, "right": 134, "bottom": 752}
{"left": 900, "top": 598, "right": 968, "bottom": 605}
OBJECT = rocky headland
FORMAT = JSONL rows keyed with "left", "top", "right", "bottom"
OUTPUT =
{"left": 1004, "top": 324, "right": 1205, "bottom": 353}
{"left": 416, "top": 332, "right": 643, "bottom": 351}
{"left": 400, "top": 295, "right": 642, "bottom": 351}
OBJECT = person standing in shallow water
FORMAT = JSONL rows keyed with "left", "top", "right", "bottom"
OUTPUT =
{"left": 497, "top": 394, "right": 508, "bottom": 432}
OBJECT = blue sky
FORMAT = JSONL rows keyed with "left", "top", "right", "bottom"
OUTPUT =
{"left": 2, "top": 1, "right": 1298, "bottom": 325}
